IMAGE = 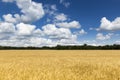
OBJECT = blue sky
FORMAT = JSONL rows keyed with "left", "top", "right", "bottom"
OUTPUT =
{"left": 0, "top": 0, "right": 120, "bottom": 47}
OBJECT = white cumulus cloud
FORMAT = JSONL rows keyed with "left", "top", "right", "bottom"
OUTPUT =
{"left": 3, "top": 14, "right": 17, "bottom": 23}
{"left": 55, "top": 13, "right": 67, "bottom": 21}
{"left": 0, "top": 22, "right": 15, "bottom": 33}
{"left": 98, "top": 17, "right": 120, "bottom": 31}
{"left": 96, "top": 33, "right": 113, "bottom": 40}
{"left": 42, "top": 24, "right": 75, "bottom": 39}
{"left": 2, "top": 0, "right": 45, "bottom": 23}
{"left": 56, "top": 21, "right": 81, "bottom": 28}
{"left": 16, "top": 23, "right": 36, "bottom": 36}
{"left": 79, "top": 29, "right": 87, "bottom": 35}
{"left": 0, "top": 0, "right": 81, "bottom": 47}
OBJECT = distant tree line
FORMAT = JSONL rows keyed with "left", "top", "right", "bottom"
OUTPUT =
{"left": 0, "top": 44, "right": 120, "bottom": 50}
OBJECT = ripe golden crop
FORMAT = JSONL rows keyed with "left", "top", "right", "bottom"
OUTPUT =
{"left": 0, "top": 50, "right": 120, "bottom": 80}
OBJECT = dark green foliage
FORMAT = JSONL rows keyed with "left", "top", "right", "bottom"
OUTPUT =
{"left": 0, "top": 44, "right": 120, "bottom": 50}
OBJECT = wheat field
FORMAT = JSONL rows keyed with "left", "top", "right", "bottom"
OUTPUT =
{"left": 0, "top": 50, "right": 120, "bottom": 80}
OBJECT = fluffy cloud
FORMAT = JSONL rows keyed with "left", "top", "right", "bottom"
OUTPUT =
{"left": 79, "top": 29, "right": 87, "bottom": 35}
{"left": 96, "top": 33, "right": 113, "bottom": 40}
{"left": 3, "top": 14, "right": 17, "bottom": 23}
{"left": 0, "top": 23, "right": 79, "bottom": 47}
{"left": 0, "top": 0, "right": 81, "bottom": 47}
{"left": 27, "top": 37, "right": 55, "bottom": 47}
{"left": 18, "top": 1, "right": 44, "bottom": 23}
{"left": 0, "top": 22, "right": 15, "bottom": 40}
{"left": 33, "top": 29, "right": 43, "bottom": 35}
{"left": 0, "top": 37, "right": 55, "bottom": 47}
{"left": 16, "top": 23, "right": 36, "bottom": 36}
{"left": 56, "top": 21, "right": 81, "bottom": 28}
{"left": 55, "top": 13, "right": 67, "bottom": 21}
{"left": 0, "top": 22, "right": 15, "bottom": 33}
{"left": 42, "top": 24, "right": 76, "bottom": 39}
{"left": 58, "top": 35, "right": 78, "bottom": 45}
{"left": 98, "top": 17, "right": 120, "bottom": 31}
{"left": 45, "top": 5, "right": 69, "bottom": 24}
{"left": 2, "top": 0, "right": 45, "bottom": 23}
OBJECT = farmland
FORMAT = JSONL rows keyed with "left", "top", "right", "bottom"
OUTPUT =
{"left": 0, "top": 50, "right": 120, "bottom": 80}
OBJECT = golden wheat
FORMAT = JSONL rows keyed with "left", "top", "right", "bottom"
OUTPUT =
{"left": 0, "top": 50, "right": 120, "bottom": 80}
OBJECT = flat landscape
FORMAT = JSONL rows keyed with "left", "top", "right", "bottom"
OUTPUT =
{"left": 0, "top": 50, "right": 120, "bottom": 80}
